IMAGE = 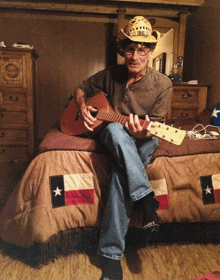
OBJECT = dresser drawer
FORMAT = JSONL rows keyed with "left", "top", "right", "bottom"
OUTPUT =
{"left": 172, "top": 89, "right": 199, "bottom": 103}
{"left": 0, "top": 128, "right": 28, "bottom": 142}
{"left": 0, "top": 111, "right": 27, "bottom": 123}
{"left": 172, "top": 109, "right": 197, "bottom": 119}
{"left": 0, "top": 91, "right": 27, "bottom": 106}
{"left": 0, "top": 145, "right": 29, "bottom": 160}
{"left": 0, "top": 53, "right": 27, "bottom": 88}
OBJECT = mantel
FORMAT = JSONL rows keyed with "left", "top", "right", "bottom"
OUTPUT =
{"left": 0, "top": 0, "right": 206, "bottom": 18}
{"left": 108, "top": 0, "right": 205, "bottom": 6}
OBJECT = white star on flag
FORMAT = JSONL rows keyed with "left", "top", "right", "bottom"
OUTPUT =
{"left": 53, "top": 186, "right": 62, "bottom": 197}
{"left": 212, "top": 108, "right": 220, "bottom": 118}
{"left": 205, "top": 186, "right": 212, "bottom": 195}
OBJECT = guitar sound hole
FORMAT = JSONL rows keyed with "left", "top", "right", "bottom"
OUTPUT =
{"left": 91, "top": 107, "right": 98, "bottom": 118}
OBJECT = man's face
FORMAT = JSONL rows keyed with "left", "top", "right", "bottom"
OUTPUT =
{"left": 124, "top": 43, "right": 152, "bottom": 75}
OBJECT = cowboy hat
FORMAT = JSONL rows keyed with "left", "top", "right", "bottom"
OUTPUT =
{"left": 116, "top": 16, "right": 160, "bottom": 55}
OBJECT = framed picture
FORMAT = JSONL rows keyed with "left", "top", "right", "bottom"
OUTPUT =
{"left": 153, "top": 52, "right": 166, "bottom": 74}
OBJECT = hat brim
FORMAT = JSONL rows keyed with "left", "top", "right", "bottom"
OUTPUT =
{"left": 119, "top": 29, "right": 160, "bottom": 43}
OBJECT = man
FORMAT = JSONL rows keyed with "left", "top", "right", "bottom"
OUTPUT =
{"left": 74, "top": 16, "right": 172, "bottom": 280}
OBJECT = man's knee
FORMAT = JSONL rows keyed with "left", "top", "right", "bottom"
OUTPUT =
{"left": 101, "top": 123, "right": 128, "bottom": 145}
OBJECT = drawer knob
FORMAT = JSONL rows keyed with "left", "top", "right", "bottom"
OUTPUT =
{"left": 0, "top": 149, "right": 5, "bottom": 154}
{"left": 180, "top": 112, "right": 189, "bottom": 118}
{"left": 182, "top": 92, "right": 192, "bottom": 99}
{"left": 9, "top": 96, "right": 19, "bottom": 102}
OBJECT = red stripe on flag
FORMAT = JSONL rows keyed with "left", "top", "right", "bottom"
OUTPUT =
{"left": 214, "top": 189, "right": 220, "bottom": 204}
{"left": 65, "top": 189, "right": 94, "bottom": 205}
{"left": 156, "top": 194, "right": 169, "bottom": 210}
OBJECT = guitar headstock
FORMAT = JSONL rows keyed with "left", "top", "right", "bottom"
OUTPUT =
{"left": 148, "top": 121, "right": 186, "bottom": 145}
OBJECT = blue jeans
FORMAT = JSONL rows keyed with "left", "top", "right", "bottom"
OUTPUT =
{"left": 97, "top": 123, "right": 159, "bottom": 260}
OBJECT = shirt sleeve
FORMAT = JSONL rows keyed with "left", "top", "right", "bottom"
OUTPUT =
{"left": 78, "top": 68, "right": 109, "bottom": 98}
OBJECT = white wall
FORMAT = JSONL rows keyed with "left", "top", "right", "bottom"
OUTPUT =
{"left": 150, "top": 28, "right": 174, "bottom": 76}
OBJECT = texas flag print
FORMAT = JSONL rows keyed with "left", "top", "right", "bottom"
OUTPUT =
{"left": 200, "top": 174, "right": 220, "bottom": 205}
{"left": 150, "top": 178, "right": 169, "bottom": 210}
{"left": 50, "top": 173, "right": 94, "bottom": 208}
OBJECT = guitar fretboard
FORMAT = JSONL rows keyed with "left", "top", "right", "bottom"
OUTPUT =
{"left": 96, "top": 111, "right": 150, "bottom": 129}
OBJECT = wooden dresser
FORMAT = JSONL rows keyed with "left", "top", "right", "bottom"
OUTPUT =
{"left": 167, "top": 84, "right": 208, "bottom": 120}
{"left": 0, "top": 47, "right": 37, "bottom": 163}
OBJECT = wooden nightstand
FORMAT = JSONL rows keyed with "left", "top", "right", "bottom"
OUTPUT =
{"left": 167, "top": 84, "right": 208, "bottom": 120}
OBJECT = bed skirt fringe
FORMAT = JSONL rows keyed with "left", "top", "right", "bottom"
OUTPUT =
{"left": 0, "top": 227, "right": 100, "bottom": 267}
{"left": 1, "top": 223, "right": 220, "bottom": 267}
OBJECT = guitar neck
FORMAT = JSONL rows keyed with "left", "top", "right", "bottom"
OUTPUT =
{"left": 96, "top": 110, "right": 186, "bottom": 145}
{"left": 96, "top": 111, "right": 151, "bottom": 129}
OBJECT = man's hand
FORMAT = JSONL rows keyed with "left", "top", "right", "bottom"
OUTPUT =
{"left": 74, "top": 88, "right": 98, "bottom": 132}
{"left": 125, "top": 114, "right": 152, "bottom": 139}
{"left": 80, "top": 105, "right": 97, "bottom": 131}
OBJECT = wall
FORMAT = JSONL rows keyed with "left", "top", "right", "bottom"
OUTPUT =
{"left": 183, "top": 0, "right": 220, "bottom": 109}
{"left": 0, "top": 12, "right": 111, "bottom": 143}
{"left": 151, "top": 28, "right": 174, "bottom": 76}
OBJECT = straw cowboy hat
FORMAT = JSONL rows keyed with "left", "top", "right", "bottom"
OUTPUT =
{"left": 116, "top": 16, "right": 160, "bottom": 56}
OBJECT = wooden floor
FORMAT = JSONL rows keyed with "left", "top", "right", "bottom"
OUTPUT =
{"left": 1, "top": 163, "right": 220, "bottom": 280}
{"left": 0, "top": 242, "right": 220, "bottom": 280}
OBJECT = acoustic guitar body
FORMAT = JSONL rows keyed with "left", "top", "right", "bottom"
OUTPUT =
{"left": 60, "top": 92, "right": 114, "bottom": 136}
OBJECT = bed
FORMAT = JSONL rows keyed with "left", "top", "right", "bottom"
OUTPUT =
{"left": 0, "top": 109, "right": 220, "bottom": 265}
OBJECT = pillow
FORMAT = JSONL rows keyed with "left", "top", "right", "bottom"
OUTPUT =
{"left": 211, "top": 105, "right": 220, "bottom": 126}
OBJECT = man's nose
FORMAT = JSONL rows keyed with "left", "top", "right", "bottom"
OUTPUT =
{"left": 131, "top": 50, "right": 139, "bottom": 60}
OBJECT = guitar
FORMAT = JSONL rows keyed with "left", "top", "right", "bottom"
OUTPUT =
{"left": 60, "top": 91, "right": 186, "bottom": 145}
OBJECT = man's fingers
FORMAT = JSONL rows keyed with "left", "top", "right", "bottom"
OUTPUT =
{"left": 134, "top": 115, "right": 142, "bottom": 131}
{"left": 80, "top": 106, "right": 97, "bottom": 130}
{"left": 83, "top": 121, "right": 94, "bottom": 131}
{"left": 145, "top": 115, "right": 150, "bottom": 121}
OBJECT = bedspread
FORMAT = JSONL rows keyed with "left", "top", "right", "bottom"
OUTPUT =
{"left": 0, "top": 110, "right": 220, "bottom": 249}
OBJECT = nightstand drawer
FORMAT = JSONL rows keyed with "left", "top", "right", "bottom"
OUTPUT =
{"left": 0, "top": 91, "right": 27, "bottom": 106}
{"left": 172, "top": 109, "right": 197, "bottom": 119}
{"left": 167, "top": 85, "right": 208, "bottom": 120}
{"left": 0, "top": 111, "right": 27, "bottom": 123}
{"left": 0, "top": 145, "right": 29, "bottom": 160}
{"left": 172, "top": 90, "right": 199, "bottom": 103}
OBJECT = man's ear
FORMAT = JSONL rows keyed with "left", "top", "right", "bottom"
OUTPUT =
{"left": 148, "top": 51, "right": 153, "bottom": 59}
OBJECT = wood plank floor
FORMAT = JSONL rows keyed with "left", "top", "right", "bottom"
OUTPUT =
{"left": 0, "top": 242, "right": 220, "bottom": 280}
